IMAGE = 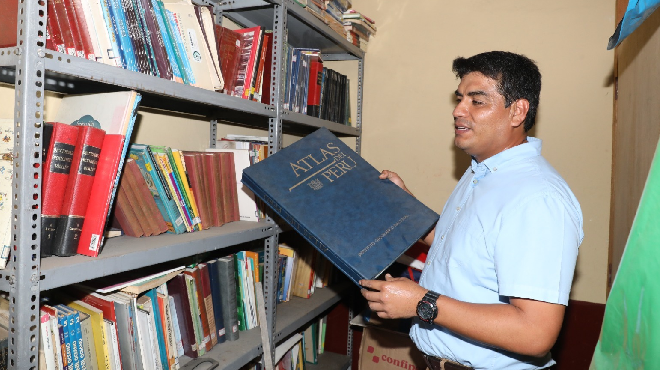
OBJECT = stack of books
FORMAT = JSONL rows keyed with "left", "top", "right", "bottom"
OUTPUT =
{"left": 342, "top": 9, "right": 377, "bottom": 52}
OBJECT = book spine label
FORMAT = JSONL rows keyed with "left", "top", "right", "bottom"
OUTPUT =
{"left": 54, "top": 126, "right": 105, "bottom": 256}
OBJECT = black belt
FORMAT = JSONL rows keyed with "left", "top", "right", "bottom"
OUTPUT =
{"left": 424, "top": 355, "right": 474, "bottom": 370}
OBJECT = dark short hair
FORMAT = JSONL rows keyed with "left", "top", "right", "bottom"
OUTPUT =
{"left": 452, "top": 51, "right": 541, "bottom": 131}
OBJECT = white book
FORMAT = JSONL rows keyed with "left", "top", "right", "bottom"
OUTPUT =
{"left": 77, "top": 0, "right": 104, "bottom": 63}
{"left": 104, "top": 320, "right": 121, "bottom": 370}
{"left": 50, "top": 313, "right": 64, "bottom": 370}
{"left": 86, "top": 0, "right": 121, "bottom": 66}
{"left": 205, "top": 148, "right": 260, "bottom": 221}
{"left": 135, "top": 304, "right": 155, "bottom": 370}
{"left": 167, "top": 296, "right": 185, "bottom": 358}
{"left": 40, "top": 311, "right": 57, "bottom": 370}
{"left": 141, "top": 297, "right": 163, "bottom": 370}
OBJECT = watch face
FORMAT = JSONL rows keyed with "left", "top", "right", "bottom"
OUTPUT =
{"left": 417, "top": 300, "right": 436, "bottom": 322}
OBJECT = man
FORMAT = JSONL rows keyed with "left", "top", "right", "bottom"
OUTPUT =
{"left": 360, "top": 51, "right": 583, "bottom": 370}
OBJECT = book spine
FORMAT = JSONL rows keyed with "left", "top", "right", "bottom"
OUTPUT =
{"left": 59, "top": 312, "right": 74, "bottom": 370}
{"left": 46, "top": 0, "right": 67, "bottom": 53}
{"left": 183, "top": 273, "right": 205, "bottom": 356}
{"left": 41, "top": 123, "right": 79, "bottom": 257}
{"left": 165, "top": 274, "right": 197, "bottom": 358}
{"left": 107, "top": 0, "right": 138, "bottom": 71}
{"left": 198, "top": 264, "right": 217, "bottom": 347}
{"left": 166, "top": 148, "right": 200, "bottom": 231}
{"left": 129, "top": 146, "right": 185, "bottom": 234}
{"left": 97, "top": 0, "right": 124, "bottom": 67}
{"left": 52, "top": 126, "right": 105, "bottom": 257}
{"left": 138, "top": 0, "right": 172, "bottom": 80}
{"left": 167, "top": 296, "right": 184, "bottom": 358}
{"left": 182, "top": 152, "right": 211, "bottom": 229}
{"left": 148, "top": 0, "right": 180, "bottom": 82}
{"left": 50, "top": 0, "right": 80, "bottom": 56}
{"left": 151, "top": 149, "right": 193, "bottom": 232}
{"left": 144, "top": 290, "right": 170, "bottom": 370}
{"left": 78, "top": 134, "right": 125, "bottom": 257}
{"left": 153, "top": 0, "right": 184, "bottom": 83}
{"left": 191, "top": 267, "right": 212, "bottom": 352}
{"left": 217, "top": 257, "right": 239, "bottom": 341}
{"left": 126, "top": 159, "right": 169, "bottom": 234}
{"left": 121, "top": 159, "right": 157, "bottom": 236}
{"left": 70, "top": 0, "right": 96, "bottom": 60}
{"left": 120, "top": 0, "right": 150, "bottom": 75}
{"left": 205, "top": 260, "right": 225, "bottom": 344}
{"left": 164, "top": 8, "right": 195, "bottom": 85}
{"left": 131, "top": 0, "right": 160, "bottom": 77}
{"left": 40, "top": 311, "right": 58, "bottom": 370}
{"left": 113, "top": 185, "right": 145, "bottom": 237}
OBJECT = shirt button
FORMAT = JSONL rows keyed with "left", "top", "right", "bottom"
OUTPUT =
{"left": 440, "top": 235, "right": 444, "bottom": 240}
{"left": 473, "top": 180, "right": 478, "bottom": 184}
{"left": 456, "top": 207, "right": 461, "bottom": 211}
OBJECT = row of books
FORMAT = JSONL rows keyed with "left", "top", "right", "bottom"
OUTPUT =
{"left": 276, "top": 243, "right": 334, "bottom": 304}
{"left": 295, "top": 0, "right": 377, "bottom": 53}
{"left": 25, "top": 241, "right": 334, "bottom": 370}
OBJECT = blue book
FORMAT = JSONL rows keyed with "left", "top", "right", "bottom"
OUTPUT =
{"left": 144, "top": 289, "right": 170, "bottom": 370}
{"left": 56, "top": 305, "right": 86, "bottom": 370}
{"left": 149, "top": 0, "right": 182, "bottom": 82}
{"left": 242, "top": 128, "right": 440, "bottom": 285}
{"left": 206, "top": 259, "right": 226, "bottom": 344}
{"left": 98, "top": 0, "right": 124, "bottom": 68}
{"left": 165, "top": 9, "right": 196, "bottom": 85}
{"left": 107, "top": 0, "right": 139, "bottom": 72}
{"left": 129, "top": 144, "right": 186, "bottom": 234}
{"left": 56, "top": 307, "right": 75, "bottom": 370}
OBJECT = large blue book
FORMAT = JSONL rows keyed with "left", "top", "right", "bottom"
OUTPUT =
{"left": 242, "top": 128, "right": 439, "bottom": 284}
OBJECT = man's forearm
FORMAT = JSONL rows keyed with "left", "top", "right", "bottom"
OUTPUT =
{"left": 432, "top": 295, "right": 565, "bottom": 357}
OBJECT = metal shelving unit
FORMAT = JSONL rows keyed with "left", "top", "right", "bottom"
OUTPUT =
{"left": 4, "top": 0, "right": 364, "bottom": 368}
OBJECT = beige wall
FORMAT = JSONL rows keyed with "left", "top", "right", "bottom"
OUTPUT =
{"left": 0, "top": 0, "right": 614, "bottom": 303}
{"left": 353, "top": 0, "right": 613, "bottom": 304}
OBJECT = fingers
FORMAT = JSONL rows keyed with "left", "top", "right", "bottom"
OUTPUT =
{"left": 359, "top": 279, "right": 383, "bottom": 291}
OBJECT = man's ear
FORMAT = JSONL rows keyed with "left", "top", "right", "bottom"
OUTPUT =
{"left": 510, "top": 99, "right": 530, "bottom": 128}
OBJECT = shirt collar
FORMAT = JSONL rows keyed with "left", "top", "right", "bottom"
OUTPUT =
{"left": 470, "top": 137, "right": 542, "bottom": 173}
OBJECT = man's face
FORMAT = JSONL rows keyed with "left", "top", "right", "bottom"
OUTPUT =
{"left": 453, "top": 72, "right": 523, "bottom": 162}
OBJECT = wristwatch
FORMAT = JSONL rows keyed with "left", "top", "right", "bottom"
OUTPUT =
{"left": 416, "top": 290, "right": 441, "bottom": 323}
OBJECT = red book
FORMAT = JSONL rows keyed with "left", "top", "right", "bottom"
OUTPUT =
{"left": 70, "top": 0, "right": 96, "bottom": 60}
{"left": 78, "top": 134, "right": 125, "bottom": 257}
{"left": 50, "top": 0, "right": 81, "bottom": 56}
{"left": 233, "top": 26, "right": 261, "bottom": 99}
{"left": 198, "top": 263, "right": 217, "bottom": 346}
{"left": 219, "top": 152, "right": 238, "bottom": 223}
{"left": 0, "top": 0, "right": 18, "bottom": 48}
{"left": 260, "top": 31, "right": 274, "bottom": 105}
{"left": 121, "top": 164, "right": 155, "bottom": 236}
{"left": 61, "top": 0, "right": 88, "bottom": 58}
{"left": 113, "top": 185, "right": 144, "bottom": 238}
{"left": 182, "top": 152, "right": 211, "bottom": 229}
{"left": 201, "top": 152, "right": 222, "bottom": 227}
{"left": 41, "top": 122, "right": 80, "bottom": 257}
{"left": 52, "top": 125, "right": 105, "bottom": 256}
{"left": 251, "top": 31, "right": 271, "bottom": 102}
{"left": 214, "top": 25, "right": 242, "bottom": 96}
{"left": 306, "top": 56, "right": 324, "bottom": 117}
{"left": 45, "top": 0, "right": 66, "bottom": 53}
{"left": 126, "top": 159, "right": 169, "bottom": 234}
{"left": 166, "top": 274, "right": 198, "bottom": 358}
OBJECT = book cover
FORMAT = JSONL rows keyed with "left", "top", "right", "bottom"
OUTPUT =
{"left": 182, "top": 271, "right": 205, "bottom": 356}
{"left": 214, "top": 25, "right": 242, "bottom": 96}
{"left": 84, "top": 0, "right": 119, "bottom": 66}
{"left": 148, "top": 0, "right": 181, "bottom": 82}
{"left": 163, "top": 6, "right": 194, "bottom": 84}
{"left": 232, "top": 26, "right": 261, "bottom": 99}
{"left": 39, "top": 310, "right": 58, "bottom": 370}
{"left": 54, "top": 91, "right": 141, "bottom": 256}
{"left": 107, "top": 293, "right": 140, "bottom": 370}
{"left": 165, "top": 274, "right": 197, "bottom": 358}
{"left": 0, "top": 120, "right": 14, "bottom": 268}
{"left": 137, "top": 0, "right": 173, "bottom": 80}
{"left": 128, "top": 144, "right": 186, "bottom": 234}
{"left": 200, "top": 152, "right": 222, "bottom": 227}
{"left": 205, "top": 259, "right": 225, "bottom": 344}
{"left": 126, "top": 158, "right": 170, "bottom": 235}
{"left": 51, "top": 0, "right": 82, "bottom": 56}
{"left": 194, "top": 5, "right": 224, "bottom": 90}
{"left": 260, "top": 30, "right": 274, "bottom": 105}
{"left": 189, "top": 266, "right": 212, "bottom": 352}
{"left": 120, "top": 0, "right": 151, "bottom": 75}
{"left": 113, "top": 184, "right": 145, "bottom": 237}
{"left": 242, "top": 128, "right": 439, "bottom": 284}
{"left": 41, "top": 304, "right": 67, "bottom": 370}
{"left": 56, "top": 305, "right": 87, "bottom": 370}
{"left": 96, "top": 0, "right": 125, "bottom": 67}
{"left": 156, "top": 292, "right": 176, "bottom": 369}
{"left": 45, "top": 9, "right": 66, "bottom": 54}
{"left": 130, "top": 0, "right": 161, "bottom": 77}
{"left": 107, "top": 0, "right": 139, "bottom": 72}
{"left": 121, "top": 159, "right": 157, "bottom": 236}
{"left": 70, "top": 0, "right": 97, "bottom": 60}
{"left": 40, "top": 123, "right": 80, "bottom": 258}
{"left": 206, "top": 148, "right": 260, "bottom": 222}
{"left": 68, "top": 300, "right": 112, "bottom": 370}
{"left": 62, "top": 0, "right": 91, "bottom": 59}
{"left": 53, "top": 125, "right": 106, "bottom": 257}
{"left": 134, "top": 297, "right": 157, "bottom": 370}
{"left": 197, "top": 263, "right": 217, "bottom": 347}
{"left": 149, "top": 146, "right": 194, "bottom": 232}
{"left": 143, "top": 289, "right": 170, "bottom": 370}
{"left": 181, "top": 152, "right": 212, "bottom": 229}
{"left": 169, "top": 148, "right": 202, "bottom": 231}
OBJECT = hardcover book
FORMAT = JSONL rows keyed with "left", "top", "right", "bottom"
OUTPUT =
{"left": 242, "top": 128, "right": 439, "bottom": 284}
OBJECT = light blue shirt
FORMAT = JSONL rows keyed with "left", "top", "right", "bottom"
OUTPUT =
{"left": 409, "top": 137, "right": 583, "bottom": 370}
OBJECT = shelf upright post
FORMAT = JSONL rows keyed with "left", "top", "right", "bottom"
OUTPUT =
{"left": 9, "top": 0, "right": 47, "bottom": 367}
{"left": 262, "top": 1, "right": 287, "bottom": 366}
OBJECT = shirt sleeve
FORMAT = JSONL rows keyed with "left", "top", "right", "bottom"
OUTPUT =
{"left": 494, "top": 193, "right": 581, "bottom": 305}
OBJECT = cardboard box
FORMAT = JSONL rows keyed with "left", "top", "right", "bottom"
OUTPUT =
{"left": 351, "top": 311, "right": 426, "bottom": 370}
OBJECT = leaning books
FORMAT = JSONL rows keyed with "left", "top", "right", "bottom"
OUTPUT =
{"left": 242, "top": 127, "right": 439, "bottom": 284}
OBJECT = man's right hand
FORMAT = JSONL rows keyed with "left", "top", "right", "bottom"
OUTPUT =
{"left": 380, "top": 170, "right": 413, "bottom": 196}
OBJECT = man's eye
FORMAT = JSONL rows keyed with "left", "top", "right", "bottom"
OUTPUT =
{"left": 472, "top": 100, "right": 483, "bottom": 105}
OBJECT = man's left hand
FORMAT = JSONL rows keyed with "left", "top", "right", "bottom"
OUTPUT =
{"left": 359, "top": 274, "right": 427, "bottom": 319}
